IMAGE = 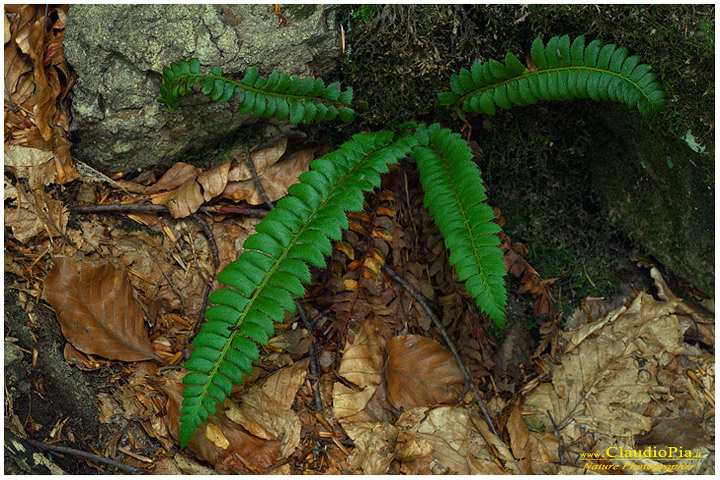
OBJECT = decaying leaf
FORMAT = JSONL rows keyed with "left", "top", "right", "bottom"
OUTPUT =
{"left": 524, "top": 292, "right": 714, "bottom": 472}
{"left": 225, "top": 359, "right": 308, "bottom": 459}
{"left": 395, "top": 406, "right": 501, "bottom": 474}
{"left": 385, "top": 335, "right": 464, "bottom": 410}
{"left": 222, "top": 146, "right": 315, "bottom": 205}
{"left": 41, "top": 257, "right": 155, "bottom": 361}
{"left": 151, "top": 160, "right": 231, "bottom": 218}
{"left": 5, "top": 144, "right": 56, "bottom": 188}
{"left": 5, "top": 180, "right": 68, "bottom": 244}
{"left": 164, "top": 383, "right": 281, "bottom": 471}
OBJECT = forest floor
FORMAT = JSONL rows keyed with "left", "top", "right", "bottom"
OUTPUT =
{"left": 4, "top": 4, "right": 715, "bottom": 475}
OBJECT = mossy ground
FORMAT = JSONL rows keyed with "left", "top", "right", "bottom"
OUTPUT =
{"left": 329, "top": 4, "right": 714, "bottom": 320}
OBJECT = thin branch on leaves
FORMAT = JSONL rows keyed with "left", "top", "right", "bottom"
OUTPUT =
{"left": 68, "top": 203, "right": 268, "bottom": 217}
{"left": 380, "top": 262, "right": 500, "bottom": 439}
{"left": 23, "top": 437, "right": 145, "bottom": 475}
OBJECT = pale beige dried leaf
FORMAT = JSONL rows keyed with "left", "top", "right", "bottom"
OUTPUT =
{"left": 146, "top": 162, "right": 201, "bottom": 194}
{"left": 222, "top": 147, "right": 315, "bottom": 205}
{"left": 333, "top": 382, "right": 376, "bottom": 420}
{"left": 227, "top": 138, "right": 288, "bottom": 181}
{"left": 345, "top": 422, "right": 397, "bottom": 474}
{"left": 337, "top": 321, "right": 384, "bottom": 388}
{"left": 198, "top": 160, "right": 231, "bottom": 201}
{"left": 524, "top": 292, "right": 703, "bottom": 468}
{"left": 41, "top": 257, "right": 155, "bottom": 361}
{"left": 5, "top": 204, "right": 45, "bottom": 243}
{"left": 151, "top": 161, "right": 231, "bottom": 217}
{"left": 205, "top": 423, "right": 229, "bottom": 449}
{"left": 224, "top": 360, "right": 308, "bottom": 459}
{"left": 5, "top": 145, "right": 56, "bottom": 190}
{"left": 151, "top": 180, "right": 203, "bottom": 218}
{"left": 385, "top": 335, "right": 463, "bottom": 410}
{"left": 395, "top": 406, "right": 494, "bottom": 475}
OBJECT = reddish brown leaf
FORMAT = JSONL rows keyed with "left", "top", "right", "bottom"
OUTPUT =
{"left": 41, "top": 257, "right": 155, "bottom": 361}
{"left": 164, "top": 383, "right": 281, "bottom": 470}
{"left": 385, "top": 335, "right": 464, "bottom": 410}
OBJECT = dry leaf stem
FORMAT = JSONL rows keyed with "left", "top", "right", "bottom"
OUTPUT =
{"left": 68, "top": 203, "right": 268, "bottom": 217}
{"left": 22, "top": 436, "right": 145, "bottom": 474}
{"left": 380, "top": 263, "right": 500, "bottom": 439}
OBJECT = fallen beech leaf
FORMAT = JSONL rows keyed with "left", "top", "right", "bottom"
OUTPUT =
{"left": 222, "top": 147, "right": 315, "bottom": 205}
{"left": 396, "top": 406, "right": 501, "bottom": 475}
{"left": 225, "top": 359, "right": 308, "bottom": 459}
{"left": 5, "top": 144, "right": 57, "bottom": 188}
{"left": 151, "top": 161, "right": 231, "bottom": 217}
{"left": 164, "top": 383, "right": 280, "bottom": 470}
{"left": 5, "top": 186, "right": 68, "bottom": 244}
{"left": 338, "top": 321, "right": 384, "bottom": 388}
{"left": 146, "top": 162, "right": 201, "bottom": 193}
{"left": 227, "top": 138, "right": 288, "bottom": 181}
{"left": 385, "top": 335, "right": 464, "bottom": 410}
{"left": 41, "top": 257, "right": 155, "bottom": 361}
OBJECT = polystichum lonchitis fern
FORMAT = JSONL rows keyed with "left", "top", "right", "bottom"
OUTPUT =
{"left": 411, "top": 124, "right": 507, "bottom": 327}
{"left": 177, "top": 128, "right": 421, "bottom": 445}
{"left": 157, "top": 58, "right": 355, "bottom": 124}
{"left": 157, "top": 34, "right": 666, "bottom": 447}
{"left": 438, "top": 34, "right": 667, "bottom": 120}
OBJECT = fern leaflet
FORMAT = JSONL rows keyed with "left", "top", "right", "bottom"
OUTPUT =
{"left": 438, "top": 34, "right": 666, "bottom": 120}
{"left": 157, "top": 59, "right": 355, "bottom": 124}
{"left": 412, "top": 124, "right": 506, "bottom": 327}
{"left": 179, "top": 130, "right": 420, "bottom": 446}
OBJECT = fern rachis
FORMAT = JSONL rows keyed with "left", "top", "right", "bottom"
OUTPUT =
{"left": 156, "top": 33, "right": 666, "bottom": 447}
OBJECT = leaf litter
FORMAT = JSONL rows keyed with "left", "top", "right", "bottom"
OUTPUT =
{"left": 4, "top": 5, "right": 714, "bottom": 474}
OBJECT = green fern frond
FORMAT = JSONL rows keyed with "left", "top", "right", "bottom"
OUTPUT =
{"left": 157, "top": 59, "right": 355, "bottom": 124}
{"left": 438, "top": 34, "right": 666, "bottom": 120}
{"left": 178, "top": 130, "right": 420, "bottom": 446}
{"left": 411, "top": 124, "right": 506, "bottom": 327}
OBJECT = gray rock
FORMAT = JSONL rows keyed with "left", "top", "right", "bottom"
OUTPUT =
{"left": 4, "top": 341, "right": 23, "bottom": 366}
{"left": 64, "top": 4, "right": 340, "bottom": 174}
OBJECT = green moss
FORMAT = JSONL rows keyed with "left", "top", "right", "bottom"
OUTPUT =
{"left": 283, "top": 4, "right": 317, "bottom": 21}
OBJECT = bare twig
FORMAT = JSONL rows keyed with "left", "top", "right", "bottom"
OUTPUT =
{"left": 380, "top": 262, "right": 500, "bottom": 439}
{"left": 23, "top": 437, "right": 145, "bottom": 475}
{"left": 245, "top": 147, "right": 275, "bottom": 210}
{"left": 68, "top": 203, "right": 268, "bottom": 217}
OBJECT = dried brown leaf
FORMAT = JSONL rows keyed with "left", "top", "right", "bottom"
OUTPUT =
{"left": 227, "top": 138, "right": 288, "bottom": 181}
{"left": 222, "top": 147, "right": 315, "bottom": 205}
{"left": 337, "top": 321, "right": 384, "bottom": 388}
{"left": 151, "top": 161, "right": 230, "bottom": 217}
{"left": 225, "top": 359, "right": 308, "bottom": 459}
{"left": 146, "top": 162, "right": 201, "bottom": 194}
{"left": 385, "top": 335, "right": 463, "bottom": 410}
{"left": 164, "top": 383, "right": 280, "bottom": 470}
{"left": 41, "top": 257, "right": 155, "bottom": 361}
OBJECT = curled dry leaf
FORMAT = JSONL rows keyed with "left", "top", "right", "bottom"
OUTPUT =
{"left": 41, "top": 257, "right": 155, "bottom": 361}
{"left": 5, "top": 144, "right": 56, "bottom": 188}
{"left": 222, "top": 146, "right": 316, "bottom": 205}
{"left": 395, "top": 406, "right": 501, "bottom": 475}
{"left": 227, "top": 137, "right": 288, "bottom": 181}
{"left": 146, "top": 162, "right": 202, "bottom": 194}
{"left": 164, "top": 382, "right": 280, "bottom": 470}
{"left": 5, "top": 185, "right": 68, "bottom": 244}
{"left": 385, "top": 335, "right": 464, "bottom": 410}
{"left": 225, "top": 359, "right": 308, "bottom": 459}
{"left": 151, "top": 161, "right": 231, "bottom": 218}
